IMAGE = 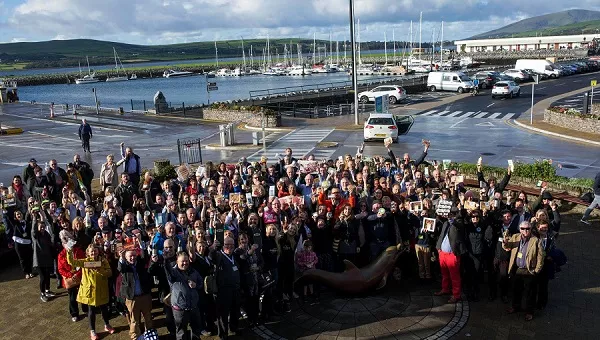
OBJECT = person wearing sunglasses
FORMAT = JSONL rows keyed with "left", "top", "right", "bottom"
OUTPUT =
{"left": 503, "top": 221, "right": 544, "bottom": 321}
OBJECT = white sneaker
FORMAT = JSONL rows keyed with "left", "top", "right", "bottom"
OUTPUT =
{"left": 580, "top": 219, "right": 591, "bottom": 225}
{"left": 71, "top": 316, "right": 78, "bottom": 322}
{"left": 44, "top": 291, "right": 56, "bottom": 298}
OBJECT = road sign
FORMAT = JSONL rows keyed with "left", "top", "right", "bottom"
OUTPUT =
{"left": 592, "top": 80, "right": 597, "bottom": 87}
{"left": 208, "top": 82, "right": 217, "bottom": 86}
{"left": 375, "top": 94, "right": 389, "bottom": 113}
{"left": 207, "top": 86, "right": 218, "bottom": 91}
{"left": 534, "top": 75, "right": 539, "bottom": 84}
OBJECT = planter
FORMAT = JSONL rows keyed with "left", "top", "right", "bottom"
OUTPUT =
{"left": 544, "top": 109, "right": 600, "bottom": 134}
{"left": 202, "top": 108, "right": 281, "bottom": 127}
{"left": 154, "top": 159, "right": 171, "bottom": 174}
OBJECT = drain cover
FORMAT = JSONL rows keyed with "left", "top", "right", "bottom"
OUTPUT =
{"left": 560, "top": 164, "right": 579, "bottom": 169}
{"left": 480, "top": 152, "right": 496, "bottom": 156}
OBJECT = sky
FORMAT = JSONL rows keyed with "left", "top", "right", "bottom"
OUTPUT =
{"left": 0, "top": 0, "right": 599, "bottom": 45}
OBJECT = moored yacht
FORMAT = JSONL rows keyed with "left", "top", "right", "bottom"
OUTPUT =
{"left": 163, "top": 69, "right": 195, "bottom": 78}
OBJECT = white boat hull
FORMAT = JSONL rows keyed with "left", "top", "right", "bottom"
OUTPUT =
{"left": 105, "top": 76, "right": 129, "bottom": 82}
{"left": 75, "top": 78, "right": 100, "bottom": 84}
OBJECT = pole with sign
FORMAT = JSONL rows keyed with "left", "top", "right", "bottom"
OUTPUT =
{"left": 530, "top": 75, "right": 539, "bottom": 125}
{"left": 375, "top": 94, "right": 389, "bottom": 113}
{"left": 206, "top": 79, "right": 218, "bottom": 105}
{"left": 592, "top": 80, "right": 597, "bottom": 108}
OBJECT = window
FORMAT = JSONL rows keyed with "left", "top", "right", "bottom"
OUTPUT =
{"left": 459, "top": 75, "right": 471, "bottom": 82}
{"left": 442, "top": 76, "right": 451, "bottom": 81}
{"left": 368, "top": 118, "right": 394, "bottom": 125}
{"left": 452, "top": 76, "right": 459, "bottom": 81}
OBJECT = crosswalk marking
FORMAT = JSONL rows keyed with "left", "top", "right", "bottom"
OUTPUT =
{"left": 446, "top": 111, "right": 464, "bottom": 117}
{"left": 414, "top": 109, "right": 517, "bottom": 120}
{"left": 246, "top": 128, "right": 335, "bottom": 162}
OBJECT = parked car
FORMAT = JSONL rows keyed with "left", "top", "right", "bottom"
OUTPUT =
{"left": 358, "top": 85, "right": 407, "bottom": 104}
{"left": 472, "top": 72, "right": 499, "bottom": 89}
{"left": 363, "top": 113, "right": 400, "bottom": 142}
{"left": 502, "top": 69, "right": 529, "bottom": 82}
{"left": 491, "top": 81, "right": 521, "bottom": 99}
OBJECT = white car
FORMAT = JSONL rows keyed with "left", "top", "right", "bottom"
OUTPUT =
{"left": 502, "top": 69, "right": 528, "bottom": 82}
{"left": 491, "top": 81, "right": 521, "bottom": 99}
{"left": 363, "top": 113, "right": 399, "bottom": 142}
{"left": 358, "top": 85, "right": 407, "bottom": 105}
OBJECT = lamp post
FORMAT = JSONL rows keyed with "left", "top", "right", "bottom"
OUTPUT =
{"left": 349, "top": 0, "right": 359, "bottom": 125}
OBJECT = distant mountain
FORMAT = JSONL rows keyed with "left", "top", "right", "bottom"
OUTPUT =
{"left": 469, "top": 9, "right": 600, "bottom": 39}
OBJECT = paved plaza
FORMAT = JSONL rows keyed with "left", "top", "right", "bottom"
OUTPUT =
{"left": 1, "top": 211, "right": 598, "bottom": 340}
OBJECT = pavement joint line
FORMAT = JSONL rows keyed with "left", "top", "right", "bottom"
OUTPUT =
{"left": 511, "top": 119, "right": 600, "bottom": 147}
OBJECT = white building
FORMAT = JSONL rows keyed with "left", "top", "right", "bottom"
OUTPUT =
{"left": 455, "top": 34, "right": 599, "bottom": 53}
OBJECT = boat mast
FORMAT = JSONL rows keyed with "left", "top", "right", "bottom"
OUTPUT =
{"left": 440, "top": 21, "right": 444, "bottom": 66}
{"left": 336, "top": 40, "right": 339, "bottom": 65}
{"left": 86, "top": 56, "right": 92, "bottom": 75}
{"left": 313, "top": 33, "right": 316, "bottom": 66}
{"left": 113, "top": 47, "right": 118, "bottom": 74}
{"left": 215, "top": 41, "right": 219, "bottom": 68}
{"left": 241, "top": 38, "right": 246, "bottom": 70}
{"left": 329, "top": 32, "right": 332, "bottom": 65}
{"left": 357, "top": 19, "right": 361, "bottom": 66}
{"left": 393, "top": 29, "right": 396, "bottom": 64}
{"left": 384, "top": 32, "right": 388, "bottom": 65}
{"left": 419, "top": 12, "right": 422, "bottom": 57}
{"left": 250, "top": 45, "right": 254, "bottom": 68}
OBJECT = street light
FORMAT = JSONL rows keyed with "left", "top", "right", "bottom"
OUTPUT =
{"left": 349, "top": 0, "right": 359, "bottom": 125}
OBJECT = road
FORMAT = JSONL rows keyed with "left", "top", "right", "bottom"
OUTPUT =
{"left": 1, "top": 71, "right": 599, "bottom": 184}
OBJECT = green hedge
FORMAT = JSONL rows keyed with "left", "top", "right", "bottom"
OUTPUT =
{"left": 449, "top": 159, "right": 594, "bottom": 190}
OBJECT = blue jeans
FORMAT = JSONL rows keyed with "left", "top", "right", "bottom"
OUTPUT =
{"left": 583, "top": 194, "right": 600, "bottom": 221}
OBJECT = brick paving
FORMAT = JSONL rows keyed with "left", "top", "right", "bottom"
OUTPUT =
{"left": 0, "top": 211, "right": 598, "bottom": 339}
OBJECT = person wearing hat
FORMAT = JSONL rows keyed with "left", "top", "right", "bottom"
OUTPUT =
{"left": 532, "top": 188, "right": 561, "bottom": 233}
{"left": 22, "top": 158, "right": 38, "bottom": 192}
{"left": 435, "top": 206, "right": 467, "bottom": 303}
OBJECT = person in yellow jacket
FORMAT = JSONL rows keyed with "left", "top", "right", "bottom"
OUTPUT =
{"left": 67, "top": 244, "right": 116, "bottom": 340}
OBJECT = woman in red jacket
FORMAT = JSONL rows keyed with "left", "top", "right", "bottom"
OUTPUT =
{"left": 58, "top": 244, "right": 88, "bottom": 322}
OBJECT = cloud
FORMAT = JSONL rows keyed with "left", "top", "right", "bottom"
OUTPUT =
{"left": 6, "top": 0, "right": 600, "bottom": 44}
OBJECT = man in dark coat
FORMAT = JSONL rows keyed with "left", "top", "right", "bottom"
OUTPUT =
{"left": 435, "top": 207, "right": 466, "bottom": 303}
{"left": 78, "top": 119, "right": 93, "bottom": 153}
{"left": 46, "top": 160, "right": 68, "bottom": 204}
{"left": 22, "top": 158, "right": 38, "bottom": 192}
{"left": 73, "top": 154, "right": 94, "bottom": 197}
{"left": 118, "top": 249, "right": 154, "bottom": 339}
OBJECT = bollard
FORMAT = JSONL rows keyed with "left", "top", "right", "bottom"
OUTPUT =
{"left": 50, "top": 102, "right": 55, "bottom": 118}
{"left": 252, "top": 132, "right": 259, "bottom": 146}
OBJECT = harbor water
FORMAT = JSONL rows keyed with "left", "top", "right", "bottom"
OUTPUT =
{"left": 17, "top": 72, "right": 409, "bottom": 109}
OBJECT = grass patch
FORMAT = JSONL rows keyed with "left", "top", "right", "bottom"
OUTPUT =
{"left": 0, "top": 63, "right": 28, "bottom": 71}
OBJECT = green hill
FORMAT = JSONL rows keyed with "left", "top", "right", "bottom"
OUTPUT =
{"left": 0, "top": 38, "right": 326, "bottom": 69}
{"left": 508, "top": 20, "right": 600, "bottom": 38}
{"left": 470, "top": 9, "right": 600, "bottom": 39}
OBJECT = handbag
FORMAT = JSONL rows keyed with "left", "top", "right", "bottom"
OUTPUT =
{"left": 64, "top": 275, "right": 81, "bottom": 289}
{"left": 204, "top": 275, "right": 218, "bottom": 295}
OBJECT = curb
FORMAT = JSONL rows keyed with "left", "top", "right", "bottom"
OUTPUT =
{"left": 204, "top": 143, "right": 262, "bottom": 151}
{"left": 243, "top": 124, "right": 293, "bottom": 132}
{"left": 0, "top": 127, "right": 24, "bottom": 135}
{"left": 512, "top": 119, "right": 600, "bottom": 146}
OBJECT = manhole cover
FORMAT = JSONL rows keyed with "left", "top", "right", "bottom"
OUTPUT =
{"left": 480, "top": 152, "right": 496, "bottom": 156}
{"left": 561, "top": 164, "right": 579, "bottom": 169}
{"left": 496, "top": 144, "right": 512, "bottom": 148}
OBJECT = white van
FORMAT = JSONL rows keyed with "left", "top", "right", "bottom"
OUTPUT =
{"left": 427, "top": 72, "right": 474, "bottom": 93}
{"left": 515, "top": 59, "right": 561, "bottom": 79}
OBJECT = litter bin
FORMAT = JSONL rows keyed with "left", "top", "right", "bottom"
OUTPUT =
{"left": 252, "top": 132, "right": 259, "bottom": 146}
{"left": 219, "top": 124, "right": 229, "bottom": 147}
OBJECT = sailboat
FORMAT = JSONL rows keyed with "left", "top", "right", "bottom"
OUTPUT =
{"left": 106, "top": 48, "right": 130, "bottom": 82}
{"left": 75, "top": 56, "right": 100, "bottom": 84}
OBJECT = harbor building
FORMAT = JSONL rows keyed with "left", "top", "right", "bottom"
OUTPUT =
{"left": 454, "top": 34, "right": 600, "bottom": 53}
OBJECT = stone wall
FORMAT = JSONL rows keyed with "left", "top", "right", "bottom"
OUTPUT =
{"left": 202, "top": 108, "right": 281, "bottom": 127}
{"left": 544, "top": 109, "right": 600, "bottom": 134}
{"left": 592, "top": 103, "right": 600, "bottom": 116}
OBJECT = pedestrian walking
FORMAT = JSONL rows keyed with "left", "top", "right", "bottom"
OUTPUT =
{"left": 580, "top": 171, "right": 600, "bottom": 225}
{"left": 79, "top": 119, "right": 93, "bottom": 153}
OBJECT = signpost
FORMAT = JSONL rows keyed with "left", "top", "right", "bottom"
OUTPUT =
{"left": 592, "top": 80, "right": 597, "bottom": 108}
{"left": 206, "top": 80, "right": 218, "bottom": 104}
{"left": 375, "top": 94, "right": 389, "bottom": 114}
{"left": 530, "top": 75, "right": 539, "bottom": 125}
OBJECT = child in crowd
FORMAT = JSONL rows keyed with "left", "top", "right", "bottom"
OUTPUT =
{"left": 295, "top": 239, "right": 318, "bottom": 303}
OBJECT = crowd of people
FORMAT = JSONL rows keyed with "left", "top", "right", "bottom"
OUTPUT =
{"left": 0, "top": 137, "right": 583, "bottom": 340}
